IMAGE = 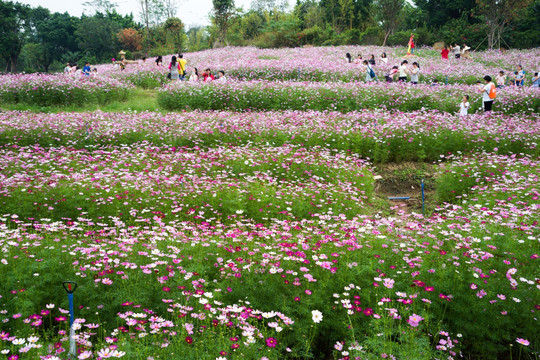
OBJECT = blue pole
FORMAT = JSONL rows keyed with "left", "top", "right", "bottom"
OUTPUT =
{"left": 388, "top": 196, "right": 410, "bottom": 200}
{"left": 445, "top": 76, "right": 448, "bottom": 85}
{"left": 421, "top": 179, "right": 425, "bottom": 216}
{"left": 68, "top": 293, "right": 74, "bottom": 328}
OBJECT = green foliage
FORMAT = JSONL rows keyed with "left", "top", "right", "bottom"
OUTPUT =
{"left": 76, "top": 16, "right": 121, "bottom": 62}
{"left": 387, "top": 28, "right": 434, "bottom": 47}
{"left": 414, "top": 0, "right": 477, "bottom": 28}
{"left": 0, "top": 1, "right": 31, "bottom": 72}
{"left": 438, "top": 18, "right": 488, "bottom": 49}
{"left": 360, "top": 26, "right": 383, "bottom": 45}
{"left": 31, "top": 9, "right": 80, "bottom": 71}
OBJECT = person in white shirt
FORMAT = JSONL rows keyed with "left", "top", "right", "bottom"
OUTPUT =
{"left": 380, "top": 52, "right": 388, "bottom": 64}
{"left": 410, "top": 62, "right": 420, "bottom": 84}
{"left": 64, "top": 63, "right": 71, "bottom": 74}
{"left": 216, "top": 70, "right": 227, "bottom": 83}
{"left": 398, "top": 60, "right": 409, "bottom": 82}
{"left": 478, "top": 75, "right": 495, "bottom": 112}
{"left": 461, "top": 44, "right": 471, "bottom": 59}
{"left": 189, "top": 67, "right": 199, "bottom": 82}
{"left": 459, "top": 95, "right": 470, "bottom": 116}
{"left": 453, "top": 44, "right": 461, "bottom": 59}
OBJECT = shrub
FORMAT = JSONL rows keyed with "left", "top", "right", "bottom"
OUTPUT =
{"left": 157, "top": 81, "right": 539, "bottom": 115}
{"left": 0, "top": 73, "right": 133, "bottom": 106}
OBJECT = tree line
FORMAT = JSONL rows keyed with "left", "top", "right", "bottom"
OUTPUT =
{"left": 1, "top": 0, "right": 538, "bottom": 73}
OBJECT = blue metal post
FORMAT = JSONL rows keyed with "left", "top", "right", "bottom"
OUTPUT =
{"left": 421, "top": 179, "right": 425, "bottom": 216}
{"left": 68, "top": 293, "right": 74, "bottom": 328}
{"left": 445, "top": 76, "right": 448, "bottom": 85}
{"left": 63, "top": 281, "right": 78, "bottom": 357}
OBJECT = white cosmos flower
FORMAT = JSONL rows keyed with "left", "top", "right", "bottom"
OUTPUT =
{"left": 311, "top": 310, "right": 323, "bottom": 323}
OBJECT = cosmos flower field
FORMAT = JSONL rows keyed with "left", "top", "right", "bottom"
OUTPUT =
{"left": 0, "top": 46, "right": 539, "bottom": 360}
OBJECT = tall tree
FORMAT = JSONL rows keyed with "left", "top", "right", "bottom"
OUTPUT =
{"left": 162, "top": 0, "right": 178, "bottom": 19}
{"left": 339, "top": 0, "right": 355, "bottom": 30}
{"left": 0, "top": 1, "right": 30, "bottom": 72}
{"left": 139, "top": 0, "right": 150, "bottom": 34}
{"left": 476, "top": 0, "right": 534, "bottom": 49}
{"left": 354, "top": 0, "right": 374, "bottom": 30}
{"left": 117, "top": 28, "right": 143, "bottom": 51}
{"left": 163, "top": 17, "right": 184, "bottom": 52}
{"left": 414, "top": 0, "right": 477, "bottom": 28}
{"left": 76, "top": 15, "right": 121, "bottom": 61}
{"left": 32, "top": 9, "right": 79, "bottom": 71}
{"left": 374, "top": 0, "right": 405, "bottom": 45}
{"left": 212, "top": 0, "right": 235, "bottom": 47}
{"left": 83, "top": 0, "right": 118, "bottom": 14}
{"left": 138, "top": 0, "right": 167, "bottom": 34}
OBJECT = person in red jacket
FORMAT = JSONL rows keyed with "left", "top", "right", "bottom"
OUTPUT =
{"left": 441, "top": 46, "right": 450, "bottom": 60}
{"left": 203, "top": 68, "right": 215, "bottom": 82}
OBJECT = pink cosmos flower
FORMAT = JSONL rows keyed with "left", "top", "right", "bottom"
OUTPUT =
{"left": 383, "top": 278, "right": 395, "bottom": 289}
{"left": 516, "top": 338, "right": 529, "bottom": 346}
{"left": 408, "top": 313, "right": 424, "bottom": 327}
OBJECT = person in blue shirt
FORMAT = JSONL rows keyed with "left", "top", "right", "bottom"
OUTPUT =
{"left": 515, "top": 65, "right": 525, "bottom": 86}
{"left": 82, "top": 62, "right": 91, "bottom": 76}
{"left": 532, "top": 72, "right": 540, "bottom": 88}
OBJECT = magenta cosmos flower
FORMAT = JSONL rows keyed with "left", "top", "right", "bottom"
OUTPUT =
{"left": 266, "top": 337, "right": 277, "bottom": 347}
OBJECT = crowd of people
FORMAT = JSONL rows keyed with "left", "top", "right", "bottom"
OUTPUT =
{"left": 62, "top": 48, "right": 537, "bottom": 115}
{"left": 155, "top": 54, "right": 227, "bottom": 83}
{"left": 343, "top": 50, "right": 538, "bottom": 115}
{"left": 63, "top": 62, "right": 98, "bottom": 76}
{"left": 346, "top": 52, "right": 424, "bottom": 84}
{"left": 440, "top": 44, "right": 471, "bottom": 59}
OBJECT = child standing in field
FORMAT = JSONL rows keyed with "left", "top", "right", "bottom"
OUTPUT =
{"left": 459, "top": 95, "right": 470, "bottom": 116}
{"left": 496, "top": 71, "right": 506, "bottom": 88}
{"left": 410, "top": 62, "right": 420, "bottom": 84}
